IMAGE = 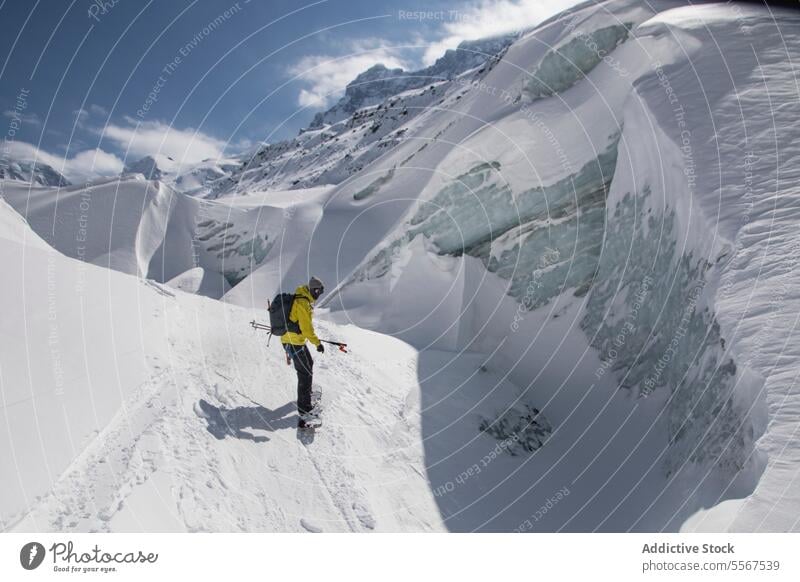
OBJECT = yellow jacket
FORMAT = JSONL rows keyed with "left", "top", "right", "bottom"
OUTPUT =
{"left": 281, "top": 285, "right": 320, "bottom": 347}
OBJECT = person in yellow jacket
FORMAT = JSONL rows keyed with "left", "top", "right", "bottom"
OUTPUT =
{"left": 281, "top": 276, "right": 325, "bottom": 428}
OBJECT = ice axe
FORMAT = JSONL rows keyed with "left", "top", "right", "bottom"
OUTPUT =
{"left": 320, "top": 339, "right": 349, "bottom": 353}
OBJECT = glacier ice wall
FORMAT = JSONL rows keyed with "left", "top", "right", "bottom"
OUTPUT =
{"left": 342, "top": 79, "right": 758, "bottom": 489}
{"left": 325, "top": 1, "right": 776, "bottom": 524}
{"left": 351, "top": 136, "right": 619, "bottom": 312}
{"left": 580, "top": 185, "right": 755, "bottom": 476}
{"left": 525, "top": 23, "right": 631, "bottom": 99}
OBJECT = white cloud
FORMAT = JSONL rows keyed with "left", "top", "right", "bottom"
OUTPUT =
{"left": 3, "top": 110, "right": 41, "bottom": 126}
{"left": 5, "top": 117, "right": 245, "bottom": 183}
{"left": 74, "top": 104, "right": 108, "bottom": 119}
{"left": 289, "top": 1, "right": 580, "bottom": 109}
{"left": 73, "top": 108, "right": 90, "bottom": 127}
{"left": 6, "top": 141, "right": 124, "bottom": 183}
{"left": 73, "top": 104, "right": 109, "bottom": 129}
{"left": 89, "top": 104, "right": 108, "bottom": 117}
{"left": 422, "top": 0, "right": 580, "bottom": 65}
{"left": 65, "top": 149, "right": 125, "bottom": 181}
{"left": 289, "top": 42, "right": 410, "bottom": 109}
{"left": 5, "top": 114, "right": 243, "bottom": 182}
{"left": 297, "top": 88, "right": 329, "bottom": 109}
{"left": 100, "top": 118, "right": 229, "bottom": 166}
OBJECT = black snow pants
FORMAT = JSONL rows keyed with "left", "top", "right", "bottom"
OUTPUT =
{"left": 285, "top": 344, "right": 313, "bottom": 415}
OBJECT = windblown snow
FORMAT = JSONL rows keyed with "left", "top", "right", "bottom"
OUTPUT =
{"left": 2, "top": 0, "right": 800, "bottom": 532}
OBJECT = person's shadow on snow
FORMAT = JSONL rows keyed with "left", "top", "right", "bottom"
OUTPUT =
{"left": 197, "top": 399, "right": 296, "bottom": 442}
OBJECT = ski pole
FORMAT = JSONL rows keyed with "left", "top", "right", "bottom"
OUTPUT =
{"left": 250, "top": 320, "right": 271, "bottom": 332}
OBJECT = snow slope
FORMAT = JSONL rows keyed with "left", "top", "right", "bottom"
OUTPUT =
{"left": 4, "top": 297, "right": 449, "bottom": 532}
{"left": 0, "top": 197, "right": 530, "bottom": 532}
{"left": 0, "top": 198, "right": 168, "bottom": 529}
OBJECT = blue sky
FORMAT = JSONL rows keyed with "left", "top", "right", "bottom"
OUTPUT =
{"left": 0, "top": 0, "right": 575, "bottom": 181}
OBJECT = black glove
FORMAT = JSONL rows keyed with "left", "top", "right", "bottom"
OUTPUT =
{"left": 316, "top": 343, "right": 325, "bottom": 353}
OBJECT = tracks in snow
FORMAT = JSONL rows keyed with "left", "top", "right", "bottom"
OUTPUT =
{"left": 13, "top": 298, "right": 439, "bottom": 532}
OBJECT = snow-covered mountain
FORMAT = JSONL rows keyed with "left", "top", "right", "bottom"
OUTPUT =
{"left": 122, "top": 155, "right": 165, "bottom": 180}
{"left": 0, "top": 157, "right": 70, "bottom": 187}
{"left": 213, "top": 35, "right": 514, "bottom": 194}
{"left": 170, "top": 158, "right": 241, "bottom": 197}
{"left": 308, "top": 34, "right": 519, "bottom": 129}
{"left": 2, "top": 0, "right": 800, "bottom": 533}
{"left": 122, "top": 154, "right": 242, "bottom": 197}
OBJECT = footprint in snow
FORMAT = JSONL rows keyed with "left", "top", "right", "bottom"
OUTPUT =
{"left": 193, "top": 401, "right": 208, "bottom": 419}
{"left": 352, "top": 502, "right": 376, "bottom": 530}
{"left": 300, "top": 518, "right": 323, "bottom": 533}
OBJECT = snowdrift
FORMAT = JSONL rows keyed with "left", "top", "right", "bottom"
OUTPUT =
{"left": 0, "top": 198, "right": 169, "bottom": 528}
{"left": 0, "top": 177, "right": 327, "bottom": 299}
